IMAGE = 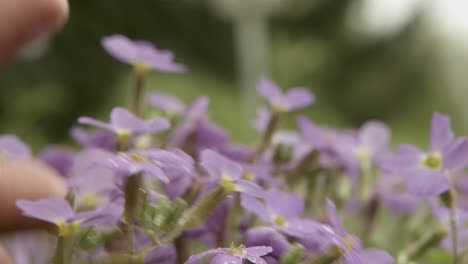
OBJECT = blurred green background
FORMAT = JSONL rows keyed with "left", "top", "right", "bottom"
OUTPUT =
{"left": 1, "top": 0, "right": 467, "bottom": 150}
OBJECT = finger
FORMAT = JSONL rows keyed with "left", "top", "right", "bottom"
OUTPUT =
{"left": 0, "top": 160, "right": 67, "bottom": 233}
{"left": 0, "top": 244, "right": 12, "bottom": 264}
{"left": 0, "top": 0, "right": 69, "bottom": 65}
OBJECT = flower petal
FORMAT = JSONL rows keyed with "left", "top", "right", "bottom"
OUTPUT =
{"left": 405, "top": 169, "right": 449, "bottom": 196}
{"left": 245, "top": 246, "right": 273, "bottom": 257}
{"left": 110, "top": 107, "right": 147, "bottom": 134}
{"left": 185, "top": 248, "right": 227, "bottom": 264}
{"left": 285, "top": 87, "right": 315, "bottom": 111}
{"left": 234, "top": 179, "right": 265, "bottom": 198}
{"left": 257, "top": 77, "right": 282, "bottom": 103}
{"left": 265, "top": 189, "right": 304, "bottom": 219}
{"left": 240, "top": 194, "right": 270, "bottom": 222}
{"left": 16, "top": 198, "right": 74, "bottom": 224}
{"left": 326, "top": 199, "right": 346, "bottom": 236}
{"left": 430, "top": 112, "right": 454, "bottom": 152}
{"left": 444, "top": 137, "right": 468, "bottom": 171}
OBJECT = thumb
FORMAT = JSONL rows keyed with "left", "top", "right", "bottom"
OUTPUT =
{"left": 0, "top": 245, "right": 12, "bottom": 264}
{"left": 0, "top": 0, "right": 69, "bottom": 64}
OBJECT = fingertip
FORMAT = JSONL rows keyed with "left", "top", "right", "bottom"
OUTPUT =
{"left": 0, "top": 0, "right": 69, "bottom": 64}
{"left": 0, "top": 160, "right": 68, "bottom": 232}
{"left": 0, "top": 245, "right": 12, "bottom": 264}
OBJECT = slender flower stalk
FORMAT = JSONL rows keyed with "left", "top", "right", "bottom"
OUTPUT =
{"left": 52, "top": 235, "right": 74, "bottom": 264}
{"left": 130, "top": 66, "right": 148, "bottom": 118}
{"left": 252, "top": 111, "right": 281, "bottom": 161}
{"left": 398, "top": 228, "right": 447, "bottom": 262}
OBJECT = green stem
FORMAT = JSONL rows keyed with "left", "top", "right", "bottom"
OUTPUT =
{"left": 52, "top": 235, "right": 74, "bottom": 264}
{"left": 123, "top": 174, "right": 142, "bottom": 256}
{"left": 163, "top": 186, "right": 230, "bottom": 243}
{"left": 251, "top": 111, "right": 281, "bottom": 162}
{"left": 130, "top": 68, "right": 147, "bottom": 117}
{"left": 440, "top": 180, "right": 459, "bottom": 264}
{"left": 449, "top": 199, "right": 459, "bottom": 264}
{"left": 301, "top": 245, "right": 343, "bottom": 264}
{"left": 398, "top": 228, "right": 447, "bottom": 262}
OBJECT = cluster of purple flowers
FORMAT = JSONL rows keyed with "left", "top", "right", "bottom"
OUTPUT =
{"left": 2, "top": 34, "right": 468, "bottom": 264}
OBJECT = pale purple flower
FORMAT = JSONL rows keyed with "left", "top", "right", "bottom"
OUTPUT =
{"left": 336, "top": 120, "right": 391, "bottom": 171}
{"left": 377, "top": 174, "right": 421, "bottom": 214}
{"left": 70, "top": 127, "right": 117, "bottom": 151}
{"left": 0, "top": 135, "right": 31, "bottom": 160}
{"left": 252, "top": 107, "right": 271, "bottom": 133}
{"left": 68, "top": 149, "right": 119, "bottom": 208}
{"left": 102, "top": 34, "right": 186, "bottom": 72}
{"left": 7, "top": 231, "right": 54, "bottom": 264}
{"left": 145, "top": 244, "right": 177, "bottom": 264}
{"left": 322, "top": 200, "right": 394, "bottom": 264}
{"left": 78, "top": 107, "right": 170, "bottom": 139}
{"left": 16, "top": 198, "right": 122, "bottom": 228}
{"left": 99, "top": 149, "right": 193, "bottom": 184}
{"left": 244, "top": 227, "right": 292, "bottom": 260}
{"left": 241, "top": 189, "right": 323, "bottom": 239}
{"left": 149, "top": 91, "right": 185, "bottom": 116}
{"left": 257, "top": 77, "right": 314, "bottom": 112}
{"left": 185, "top": 245, "right": 272, "bottom": 264}
{"left": 200, "top": 149, "right": 265, "bottom": 198}
{"left": 431, "top": 200, "right": 468, "bottom": 252}
{"left": 380, "top": 113, "right": 468, "bottom": 196}
{"left": 38, "top": 146, "right": 75, "bottom": 177}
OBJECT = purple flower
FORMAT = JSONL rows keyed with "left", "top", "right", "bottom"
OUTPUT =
{"left": 7, "top": 231, "right": 54, "bottom": 264}
{"left": 78, "top": 107, "right": 170, "bottom": 140}
{"left": 68, "top": 149, "right": 119, "bottom": 209}
{"left": 380, "top": 113, "right": 468, "bottom": 196}
{"left": 241, "top": 189, "right": 322, "bottom": 239}
{"left": 321, "top": 200, "right": 394, "bottom": 264}
{"left": 38, "top": 146, "right": 75, "bottom": 177}
{"left": 70, "top": 127, "right": 117, "bottom": 151}
{"left": 244, "top": 227, "right": 292, "bottom": 260}
{"left": 0, "top": 135, "right": 31, "bottom": 161}
{"left": 185, "top": 245, "right": 272, "bottom": 264}
{"left": 16, "top": 198, "right": 122, "bottom": 230}
{"left": 257, "top": 77, "right": 314, "bottom": 112}
{"left": 298, "top": 116, "right": 339, "bottom": 150}
{"left": 376, "top": 173, "right": 421, "bottom": 214}
{"left": 144, "top": 244, "right": 177, "bottom": 264}
{"left": 252, "top": 107, "right": 271, "bottom": 133}
{"left": 149, "top": 91, "right": 185, "bottom": 116}
{"left": 336, "top": 120, "right": 390, "bottom": 172}
{"left": 102, "top": 34, "right": 186, "bottom": 72}
{"left": 200, "top": 149, "right": 265, "bottom": 198}
{"left": 99, "top": 149, "right": 193, "bottom": 184}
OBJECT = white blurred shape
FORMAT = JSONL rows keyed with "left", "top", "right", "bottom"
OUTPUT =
{"left": 349, "top": 0, "right": 424, "bottom": 37}
{"left": 428, "top": 0, "right": 468, "bottom": 42}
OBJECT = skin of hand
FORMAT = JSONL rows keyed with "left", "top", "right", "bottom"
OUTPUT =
{"left": 0, "top": 0, "right": 69, "bottom": 262}
{"left": 0, "top": 0, "right": 69, "bottom": 65}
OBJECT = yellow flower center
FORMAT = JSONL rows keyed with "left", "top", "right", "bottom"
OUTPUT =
{"left": 130, "top": 153, "right": 148, "bottom": 163}
{"left": 355, "top": 147, "right": 371, "bottom": 163}
{"left": 421, "top": 152, "right": 442, "bottom": 169}
{"left": 243, "top": 171, "right": 255, "bottom": 181}
{"left": 117, "top": 129, "right": 131, "bottom": 145}
{"left": 228, "top": 243, "right": 247, "bottom": 256}
{"left": 220, "top": 175, "right": 237, "bottom": 193}
{"left": 133, "top": 62, "right": 151, "bottom": 73}
{"left": 271, "top": 215, "right": 287, "bottom": 227}
{"left": 80, "top": 193, "right": 100, "bottom": 209}
{"left": 56, "top": 220, "right": 81, "bottom": 236}
{"left": 342, "top": 235, "right": 355, "bottom": 250}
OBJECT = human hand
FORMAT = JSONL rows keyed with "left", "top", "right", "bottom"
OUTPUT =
{"left": 0, "top": 160, "right": 67, "bottom": 263}
{"left": 0, "top": 0, "right": 69, "bottom": 65}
